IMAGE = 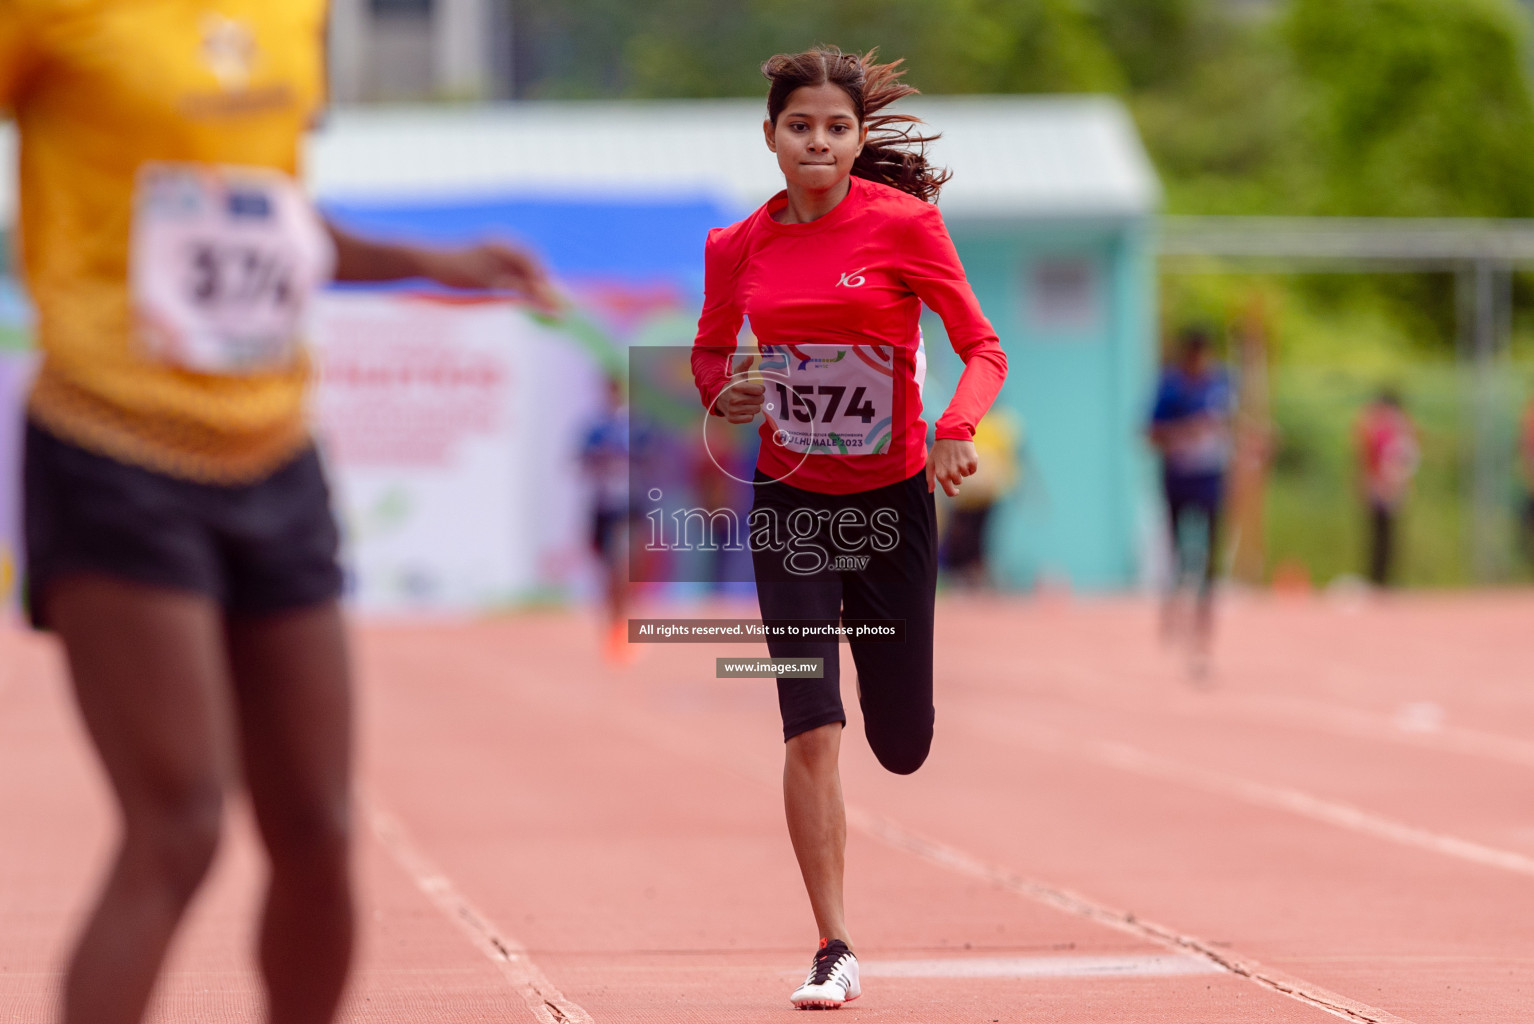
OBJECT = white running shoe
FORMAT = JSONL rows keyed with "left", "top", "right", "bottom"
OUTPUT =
{"left": 790, "top": 938, "right": 860, "bottom": 1009}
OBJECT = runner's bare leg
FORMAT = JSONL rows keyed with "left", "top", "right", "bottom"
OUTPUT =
{"left": 783, "top": 722, "right": 851, "bottom": 946}
{"left": 227, "top": 602, "right": 354, "bottom": 1024}
{"left": 51, "top": 576, "right": 234, "bottom": 1024}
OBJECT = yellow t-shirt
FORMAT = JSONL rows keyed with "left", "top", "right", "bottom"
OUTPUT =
{"left": 2, "top": 0, "right": 327, "bottom": 483}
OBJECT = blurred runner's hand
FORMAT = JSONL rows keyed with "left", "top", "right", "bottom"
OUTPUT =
{"left": 927, "top": 438, "right": 978, "bottom": 496}
{"left": 416, "top": 242, "right": 561, "bottom": 313}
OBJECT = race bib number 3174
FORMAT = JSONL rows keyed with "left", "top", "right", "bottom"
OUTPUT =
{"left": 131, "top": 163, "right": 334, "bottom": 375}
{"left": 759, "top": 343, "right": 896, "bottom": 455}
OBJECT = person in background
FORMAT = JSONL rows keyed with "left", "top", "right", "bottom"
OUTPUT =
{"left": 940, "top": 407, "right": 1019, "bottom": 588}
{"left": 1355, "top": 388, "right": 1419, "bottom": 588}
{"left": 581, "top": 375, "right": 639, "bottom": 662}
{"left": 1149, "top": 326, "right": 1233, "bottom": 675}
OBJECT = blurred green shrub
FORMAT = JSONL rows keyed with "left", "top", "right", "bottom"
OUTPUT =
{"left": 1288, "top": 0, "right": 1534, "bottom": 219}
{"left": 511, "top": 0, "right": 1124, "bottom": 98}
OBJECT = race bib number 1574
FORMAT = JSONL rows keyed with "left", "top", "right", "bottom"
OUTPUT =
{"left": 759, "top": 343, "right": 896, "bottom": 455}
{"left": 131, "top": 162, "right": 334, "bottom": 375}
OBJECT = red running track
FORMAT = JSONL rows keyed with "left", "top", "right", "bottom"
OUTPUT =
{"left": 3, "top": 591, "right": 1534, "bottom": 1022}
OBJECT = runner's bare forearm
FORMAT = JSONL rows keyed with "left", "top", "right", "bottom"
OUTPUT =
{"left": 325, "top": 223, "right": 431, "bottom": 283}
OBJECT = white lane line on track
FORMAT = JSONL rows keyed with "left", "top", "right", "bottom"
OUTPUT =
{"left": 857, "top": 954, "right": 1223, "bottom": 979}
{"left": 1084, "top": 739, "right": 1534, "bottom": 879}
{"left": 366, "top": 799, "right": 593, "bottom": 1024}
{"left": 1228, "top": 692, "right": 1534, "bottom": 773}
{"left": 846, "top": 806, "right": 1415, "bottom": 1024}
{"left": 978, "top": 654, "right": 1534, "bottom": 779}
{"left": 964, "top": 710, "right": 1534, "bottom": 881}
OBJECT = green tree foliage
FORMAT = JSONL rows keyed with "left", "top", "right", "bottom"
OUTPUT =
{"left": 1090, "top": 0, "right": 1201, "bottom": 90}
{"left": 1113, "top": 0, "right": 1534, "bottom": 220}
{"left": 510, "top": 0, "right": 1534, "bottom": 221}
{"left": 512, "top": 0, "right": 1123, "bottom": 100}
{"left": 1135, "top": 0, "right": 1534, "bottom": 355}
{"left": 1288, "top": 0, "right": 1534, "bottom": 218}
{"left": 1127, "top": 13, "right": 1312, "bottom": 215}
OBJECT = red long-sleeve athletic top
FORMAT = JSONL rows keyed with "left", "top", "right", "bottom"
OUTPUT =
{"left": 691, "top": 175, "right": 1008, "bottom": 495}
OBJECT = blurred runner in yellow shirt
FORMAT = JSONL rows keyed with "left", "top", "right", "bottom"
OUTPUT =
{"left": 2, "top": 4, "right": 554, "bottom": 1022}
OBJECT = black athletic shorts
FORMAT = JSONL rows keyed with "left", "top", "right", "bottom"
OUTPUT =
{"left": 751, "top": 467, "right": 937, "bottom": 775}
{"left": 23, "top": 420, "right": 344, "bottom": 630}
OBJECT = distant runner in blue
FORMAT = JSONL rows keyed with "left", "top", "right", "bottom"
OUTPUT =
{"left": 1149, "top": 326, "right": 1233, "bottom": 679}
{"left": 582, "top": 376, "right": 641, "bottom": 663}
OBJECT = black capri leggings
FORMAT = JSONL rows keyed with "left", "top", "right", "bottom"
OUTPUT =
{"left": 751, "top": 468, "right": 937, "bottom": 775}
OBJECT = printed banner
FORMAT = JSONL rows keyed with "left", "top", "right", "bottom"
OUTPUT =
{"left": 310, "top": 292, "right": 606, "bottom": 613}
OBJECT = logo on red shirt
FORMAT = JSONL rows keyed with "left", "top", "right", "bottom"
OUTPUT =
{"left": 836, "top": 268, "right": 867, "bottom": 288}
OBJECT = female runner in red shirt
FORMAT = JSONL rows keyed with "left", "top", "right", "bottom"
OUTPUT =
{"left": 691, "top": 47, "right": 1007, "bottom": 1009}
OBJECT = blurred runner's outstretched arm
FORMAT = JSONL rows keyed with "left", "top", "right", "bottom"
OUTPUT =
{"left": 327, "top": 224, "right": 561, "bottom": 311}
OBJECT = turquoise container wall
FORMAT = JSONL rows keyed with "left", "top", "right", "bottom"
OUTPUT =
{"left": 923, "top": 216, "right": 1158, "bottom": 591}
